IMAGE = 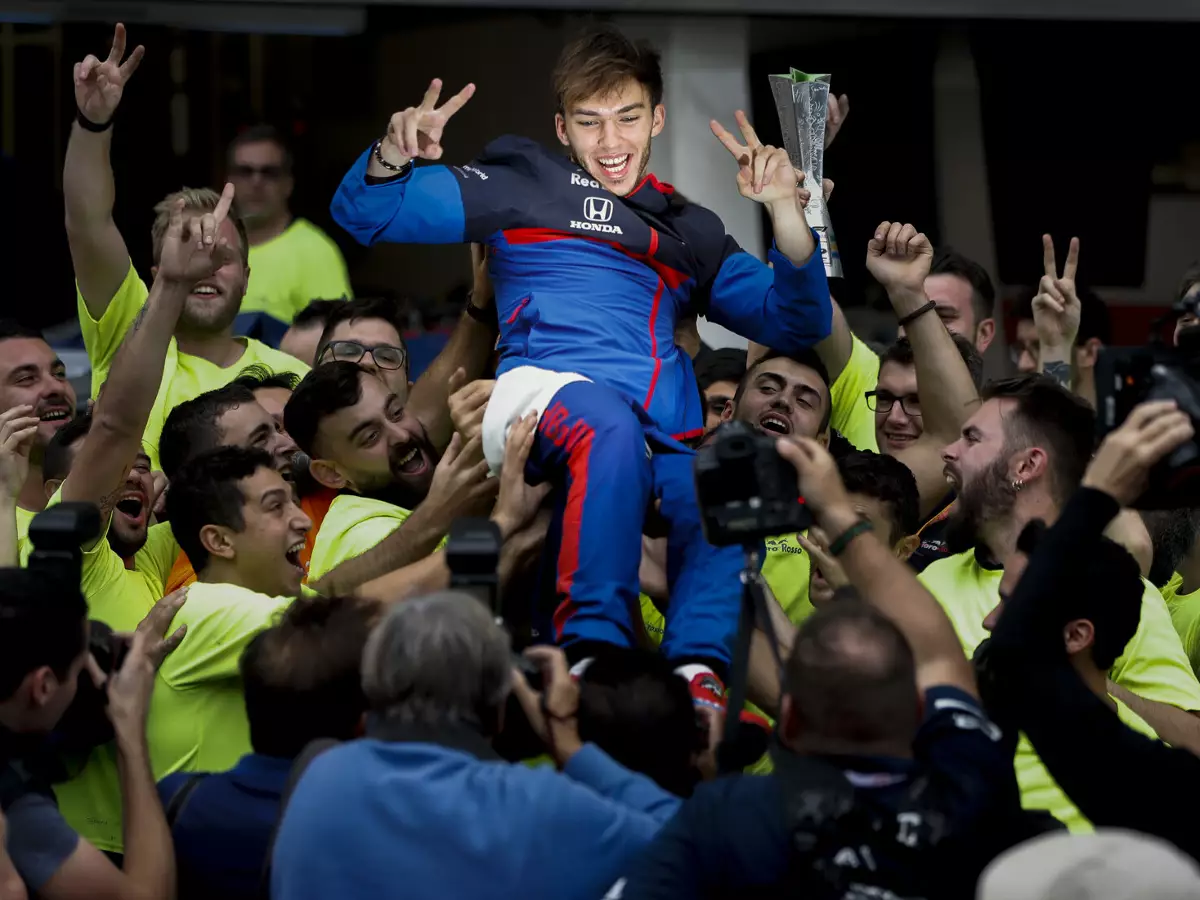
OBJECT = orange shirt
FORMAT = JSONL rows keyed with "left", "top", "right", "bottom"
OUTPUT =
{"left": 163, "top": 488, "right": 337, "bottom": 595}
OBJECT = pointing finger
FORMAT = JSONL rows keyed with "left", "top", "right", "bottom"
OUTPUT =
{"left": 734, "top": 110, "right": 761, "bottom": 148}
{"left": 1042, "top": 233, "right": 1058, "bottom": 279}
{"left": 420, "top": 78, "right": 443, "bottom": 110}
{"left": 1063, "top": 236, "right": 1080, "bottom": 282}
{"left": 213, "top": 182, "right": 236, "bottom": 223}
{"left": 439, "top": 82, "right": 476, "bottom": 118}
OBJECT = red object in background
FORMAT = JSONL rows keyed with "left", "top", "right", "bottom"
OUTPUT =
{"left": 1108, "top": 305, "right": 1175, "bottom": 345}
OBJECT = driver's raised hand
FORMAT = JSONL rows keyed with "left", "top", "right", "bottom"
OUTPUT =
{"left": 74, "top": 22, "right": 144, "bottom": 127}
{"left": 378, "top": 78, "right": 476, "bottom": 168}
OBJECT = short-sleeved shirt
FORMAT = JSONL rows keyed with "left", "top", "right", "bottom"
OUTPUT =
{"left": 1164, "top": 571, "right": 1200, "bottom": 677}
{"left": 5, "top": 791, "right": 79, "bottom": 892}
{"left": 306, "top": 494, "right": 413, "bottom": 583}
{"left": 828, "top": 335, "right": 879, "bottom": 454}
{"left": 78, "top": 261, "right": 310, "bottom": 471}
{"left": 619, "top": 686, "right": 1010, "bottom": 899}
{"left": 919, "top": 550, "right": 1200, "bottom": 830}
{"left": 236, "top": 219, "right": 352, "bottom": 343}
{"left": 146, "top": 582, "right": 292, "bottom": 780}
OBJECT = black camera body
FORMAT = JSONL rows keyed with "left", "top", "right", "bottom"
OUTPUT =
{"left": 694, "top": 421, "right": 811, "bottom": 546}
{"left": 1095, "top": 336, "right": 1200, "bottom": 509}
{"left": 27, "top": 502, "right": 101, "bottom": 583}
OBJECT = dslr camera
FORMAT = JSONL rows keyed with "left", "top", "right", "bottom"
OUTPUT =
{"left": 694, "top": 420, "right": 811, "bottom": 546}
{"left": 1095, "top": 308, "right": 1200, "bottom": 509}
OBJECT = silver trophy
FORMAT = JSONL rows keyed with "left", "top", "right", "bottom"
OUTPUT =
{"left": 770, "top": 69, "right": 841, "bottom": 278}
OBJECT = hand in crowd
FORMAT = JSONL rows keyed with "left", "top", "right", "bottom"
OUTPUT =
{"left": 866, "top": 220, "right": 935, "bottom": 299}
{"left": 511, "top": 645, "right": 583, "bottom": 766}
{"left": 383, "top": 78, "right": 476, "bottom": 164}
{"left": 493, "top": 412, "right": 552, "bottom": 538}
{"left": 500, "top": 509, "right": 552, "bottom": 585}
{"left": 1034, "top": 234, "right": 1082, "bottom": 353}
{"left": 711, "top": 111, "right": 805, "bottom": 206}
{"left": 447, "top": 369, "right": 494, "bottom": 443}
{"left": 774, "top": 436, "right": 862, "bottom": 538}
{"left": 1082, "top": 400, "right": 1195, "bottom": 507}
{"left": 73, "top": 22, "right": 143, "bottom": 126}
{"left": 158, "top": 183, "right": 240, "bottom": 285}
{"left": 824, "top": 92, "right": 850, "bottom": 148}
{"left": 105, "top": 588, "right": 188, "bottom": 731}
{"left": 796, "top": 526, "right": 851, "bottom": 603}
{"left": 0, "top": 405, "right": 40, "bottom": 502}
{"left": 424, "top": 432, "right": 497, "bottom": 523}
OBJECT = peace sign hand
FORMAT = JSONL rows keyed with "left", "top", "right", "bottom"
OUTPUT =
{"left": 711, "top": 111, "right": 803, "bottom": 208}
{"left": 73, "top": 23, "right": 144, "bottom": 126}
{"left": 1033, "top": 235, "right": 1082, "bottom": 353}
{"left": 382, "top": 78, "right": 476, "bottom": 166}
{"left": 157, "top": 183, "right": 240, "bottom": 286}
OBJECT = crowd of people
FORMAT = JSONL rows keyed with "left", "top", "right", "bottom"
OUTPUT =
{"left": 4, "top": 17, "right": 1200, "bottom": 900}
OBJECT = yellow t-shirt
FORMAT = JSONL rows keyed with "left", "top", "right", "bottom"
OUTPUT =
{"left": 13, "top": 505, "right": 35, "bottom": 553}
{"left": 241, "top": 219, "right": 352, "bottom": 324}
{"left": 146, "top": 582, "right": 292, "bottom": 782}
{"left": 78, "top": 262, "right": 310, "bottom": 471}
{"left": 306, "top": 494, "right": 413, "bottom": 584}
{"left": 1163, "top": 572, "right": 1200, "bottom": 677}
{"left": 919, "top": 550, "right": 1200, "bottom": 830}
{"left": 829, "top": 335, "right": 879, "bottom": 453}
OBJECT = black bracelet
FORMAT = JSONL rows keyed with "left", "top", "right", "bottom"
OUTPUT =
{"left": 372, "top": 138, "right": 412, "bottom": 175}
{"left": 464, "top": 300, "right": 496, "bottom": 326}
{"left": 897, "top": 300, "right": 937, "bottom": 329}
{"left": 75, "top": 109, "right": 113, "bottom": 133}
{"left": 828, "top": 519, "right": 874, "bottom": 557}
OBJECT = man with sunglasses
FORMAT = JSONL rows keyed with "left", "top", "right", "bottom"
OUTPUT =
{"left": 229, "top": 125, "right": 354, "bottom": 346}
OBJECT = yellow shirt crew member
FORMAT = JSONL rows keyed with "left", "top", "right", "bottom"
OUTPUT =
{"left": 78, "top": 262, "right": 310, "bottom": 471}
{"left": 919, "top": 550, "right": 1200, "bottom": 832}
{"left": 306, "top": 494, "right": 414, "bottom": 584}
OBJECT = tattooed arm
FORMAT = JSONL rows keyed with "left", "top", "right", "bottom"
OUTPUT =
{"left": 62, "top": 189, "right": 235, "bottom": 544}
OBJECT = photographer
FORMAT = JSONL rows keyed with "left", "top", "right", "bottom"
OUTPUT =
{"left": 986, "top": 399, "right": 1200, "bottom": 861}
{"left": 620, "top": 436, "right": 1024, "bottom": 899}
{"left": 0, "top": 570, "right": 185, "bottom": 899}
{"left": 270, "top": 592, "right": 682, "bottom": 900}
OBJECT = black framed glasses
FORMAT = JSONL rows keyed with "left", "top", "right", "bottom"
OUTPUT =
{"left": 865, "top": 390, "right": 921, "bottom": 416}
{"left": 321, "top": 340, "right": 407, "bottom": 371}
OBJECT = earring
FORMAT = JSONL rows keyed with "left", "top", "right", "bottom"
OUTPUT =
{"left": 1011, "top": 479, "right": 1024, "bottom": 493}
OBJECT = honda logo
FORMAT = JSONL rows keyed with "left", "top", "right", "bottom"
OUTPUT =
{"left": 583, "top": 196, "right": 614, "bottom": 223}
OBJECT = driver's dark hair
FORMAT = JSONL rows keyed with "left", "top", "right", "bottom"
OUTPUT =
{"left": 233, "top": 365, "right": 302, "bottom": 393}
{"left": 166, "top": 446, "right": 275, "bottom": 573}
{"left": 0, "top": 570, "right": 88, "bottom": 699}
{"left": 733, "top": 348, "right": 832, "bottom": 434}
{"left": 930, "top": 247, "right": 996, "bottom": 323}
{"left": 554, "top": 25, "right": 664, "bottom": 114}
{"left": 284, "top": 362, "right": 365, "bottom": 458}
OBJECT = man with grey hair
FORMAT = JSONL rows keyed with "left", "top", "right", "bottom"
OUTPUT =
{"left": 269, "top": 591, "right": 682, "bottom": 900}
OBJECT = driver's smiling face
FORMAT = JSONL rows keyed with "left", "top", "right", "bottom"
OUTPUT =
{"left": 729, "top": 356, "right": 829, "bottom": 441}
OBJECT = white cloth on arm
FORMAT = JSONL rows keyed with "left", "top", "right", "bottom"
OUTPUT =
{"left": 481, "top": 366, "right": 591, "bottom": 473}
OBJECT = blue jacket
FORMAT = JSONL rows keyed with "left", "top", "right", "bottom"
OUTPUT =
{"left": 270, "top": 725, "right": 680, "bottom": 900}
{"left": 331, "top": 138, "right": 832, "bottom": 440}
{"left": 158, "top": 753, "right": 292, "bottom": 900}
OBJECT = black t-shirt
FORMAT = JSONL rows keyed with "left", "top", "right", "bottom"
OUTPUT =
{"left": 907, "top": 493, "right": 956, "bottom": 574}
{"left": 617, "top": 686, "right": 1017, "bottom": 900}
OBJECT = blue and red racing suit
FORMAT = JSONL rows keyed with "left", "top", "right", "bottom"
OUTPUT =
{"left": 332, "top": 136, "right": 832, "bottom": 675}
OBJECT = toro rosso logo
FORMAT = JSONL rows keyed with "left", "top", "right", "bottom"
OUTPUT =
{"left": 571, "top": 196, "right": 623, "bottom": 234}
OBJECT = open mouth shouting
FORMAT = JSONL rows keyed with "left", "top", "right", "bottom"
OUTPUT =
{"left": 114, "top": 489, "right": 148, "bottom": 530}
{"left": 757, "top": 412, "right": 792, "bottom": 436}
{"left": 190, "top": 281, "right": 222, "bottom": 299}
{"left": 390, "top": 441, "right": 430, "bottom": 479}
{"left": 285, "top": 538, "right": 306, "bottom": 575}
{"left": 37, "top": 404, "right": 72, "bottom": 431}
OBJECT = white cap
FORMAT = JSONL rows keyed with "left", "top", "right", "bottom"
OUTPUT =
{"left": 978, "top": 830, "right": 1200, "bottom": 900}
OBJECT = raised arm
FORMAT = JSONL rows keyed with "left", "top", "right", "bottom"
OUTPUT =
{"left": 702, "top": 112, "right": 832, "bottom": 353}
{"left": 63, "top": 187, "right": 238, "bottom": 540}
{"left": 64, "top": 23, "right": 143, "bottom": 318}
{"left": 868, "top": 222, "right": 979, "bottom": 446}
{"left": 331, "top": 79, "right": 494, "bottom": 248}
{"left": 777, "top": 436, "right": 977, "bottom": 695}
{"left": 1032, "top": 235, "right": 1082, "bottom": 392}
